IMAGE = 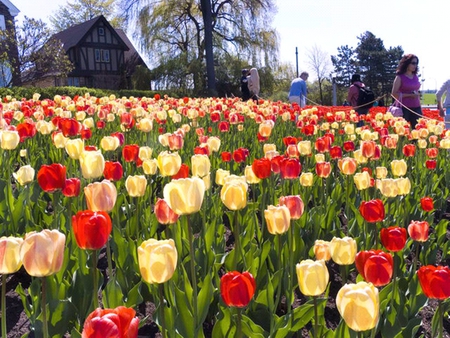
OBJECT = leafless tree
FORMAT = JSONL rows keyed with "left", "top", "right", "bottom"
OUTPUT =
{"left": 307, "top": 44, "right": 331, "bottom": 104}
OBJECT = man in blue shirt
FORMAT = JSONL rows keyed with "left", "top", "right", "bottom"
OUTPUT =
{"left": 289, "top": 72, "right": 309, "bottom": 107}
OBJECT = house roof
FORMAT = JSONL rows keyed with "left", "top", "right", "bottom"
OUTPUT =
{"left": 1, "top": 0, "right": 20, "bottom": 16}
{"left": 52, "top": 15, "right": 129, "bottom": 52}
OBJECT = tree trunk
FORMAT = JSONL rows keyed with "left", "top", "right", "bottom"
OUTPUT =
{"left": 200, "top": 0, "right": 217, "bottom": 96}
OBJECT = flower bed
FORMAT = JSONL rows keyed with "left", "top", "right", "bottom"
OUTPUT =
{"left": 0, "top": 94, "right": 449, "bottom": 337}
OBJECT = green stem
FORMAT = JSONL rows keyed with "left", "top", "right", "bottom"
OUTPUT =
{"left": 92, "top": 250, "right": 99, "bottom": 310}
{"left": 136, "top": 197, "right": 140, "bottom": 240}
{"left": 158, "top": 283, "right": 167, "bottom": 338}
{"left": 5, "top": 150, "right": 17, "bottom": 234}
{"left": 271, "top": 235, "right": 283, "bottom": 335}
{"left": 106, "top": 239, "right": 114, "bottom": 282}
{"left": 232, "top": 210, "right": 241, "bottom": 271}
{"left": 340, "top": 264, "right": 347, "bottom": 285}
{"left": 2, "top": 274, "right": 7, "bottom": 338}
{"left": 186, "top": 216, "right": 198, "bottom": 336}
{"left": 52, "top": 190, "right": 61, "bottom": 230}
{"left": 288, "top": 221, "right": 294, "bottom": 320}
{"left": 438, "top": 300, "right": 444, "bottom": 338}
{"left": 236, "top": 308, "right": 243, "bottom": 338}
{"left": 390, "top": 253, "right": 398, "bottom": 311}
{"left": 41, "top": 277, "right": 49, "bottom": 338}
{"left": 345, "top": 174, "right": 351, "bottom": 236}
{"left": 313, "top": 296, "right": 319, "bottom": 338}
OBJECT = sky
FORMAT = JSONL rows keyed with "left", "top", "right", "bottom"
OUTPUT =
{"left": 9, "top": 0, "right": 447, "bottom": 91}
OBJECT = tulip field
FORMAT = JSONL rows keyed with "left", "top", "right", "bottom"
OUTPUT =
{"left": 1, "top": 93, "right": 450, "bottom": 338}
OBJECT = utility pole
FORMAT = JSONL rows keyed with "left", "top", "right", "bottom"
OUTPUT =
{"left": 295, "top": 47, "right": 299, "bottom": 78}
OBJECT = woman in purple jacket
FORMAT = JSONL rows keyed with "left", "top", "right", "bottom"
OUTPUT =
{"left": 391, "top": 54, "right": 422, "bottom": 129}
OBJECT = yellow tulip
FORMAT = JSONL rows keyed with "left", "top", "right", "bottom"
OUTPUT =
{"left": 376, "top": 178, "right": 399, "bottom": 198}
{"left": 79, "top": 150, "right": 105, "bottom": 179}
{"left": 263, "top": 143, "right": 277, "bottom": 155}
{"left": 125, "top": 175, "right": 147, "bottom": 197}
{"left": 100, "top": 136, "right": 120, "bottom": 151}
{"left": 163, "top": 177, "right": 205, "bottom": 215}
{"left": 314, "top": 240, "right": 331, "bottom": 261}
{"left": 336, "top": 282, "right": 379, "bottom": 332}
{"left": 297, "top": 140, "right": 312, "bottom": 156}
{"left": 264, "top": 205, "right": 291, "bottom": 235}
{"left": 0, "top": 236, "right": 24, "bottom": 274}
{"left": 206, "top": 136, "right": 221, "bottom": 152}
{"left": 329, "top": 236, "right": 357, "bottom": 265}
{"left": 440, "top": 138, "right": 450, "bottom": 149}
{"left": 353, "top": 149, "right": 368, "bottom": 164}
{"left": 395, "top": 177, "right": 411, "bottom": 195}
{"left": 215, "top": 169, "right": 230, "bottom": 186}
{"left": 138, "top": 238, "right": 177, "bottom": 284}
{"left": 65, "top": 138, "right": 84, "bottom": 160}
{"left": 19, "top": 229, "right": 66, "bottom": 277}
{"left": 417, "top": 139, "right": 427, "bottom": 149}
{"left": 138, "top": 146, "right": 153, "bottom": 161}
{"left": 84, "top": 179, "right": 117, "bottom": 212}
{"left": 13, "top": 165, "right": 35, "bottom": 186}
{"left": 142, "top": 159, "right": 158, "bottom": 175}
{"left": 157, "top": 151, "right": 182, "bottom": 177}
{"left": 315, "top": 153, "right": 325, "bottom": 163}
{"left": 353, "top": 171, "right": 371, "bottom": 190}
{"left": 36, "top": 120, "right": 55, "bottom": 135}
{"left": 296, "top": 259, "right": 329, "bottom": 296}
{"left": 220, "top": 176, "right": 248, "bottom": 210}
{"left": 375, "top": 166, "right": 388, "bottom": 179}
{"left": 299, "top": 172, "right": 314, "bottom": 187}
{"left": 1, "top": 130, "right": 20, "bottom": 150}
{"left": 391, "top": 159, "right": 407, "bottom": 177}
{"left": 244, "top": 165, "right": 261, "bottom": 184}
{"left": 191, "top": 154, "right": 211, "bottom": 178}
{"left": 137, "top": 118, "right": 153, "bottom": 132}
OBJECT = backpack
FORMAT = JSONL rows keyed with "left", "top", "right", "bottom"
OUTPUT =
{"left": 355, "top": 84, "right": 375, "bottom": 109}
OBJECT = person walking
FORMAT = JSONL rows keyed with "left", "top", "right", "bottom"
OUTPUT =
{"left": 240, "top": 69, "right": 251, "bottom": 101}
{"left": 347, "top": 74, "right": 370, "bottom": 126}
{"left": 436, "top": 79, "right": 450, "bottom": 129}
{"left": 391, "top": 54, "right": 422, "bottom": 130}
{"left": 288, "top": 72, "right": 309, "bottom": 107}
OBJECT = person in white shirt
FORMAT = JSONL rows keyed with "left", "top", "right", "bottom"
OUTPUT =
{"left": 436, "top": 79, "right": 450, "bottom": 128}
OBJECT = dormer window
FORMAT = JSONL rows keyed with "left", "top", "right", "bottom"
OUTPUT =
{"left": 98, "top": 27, "right": 105, "bottom": 36}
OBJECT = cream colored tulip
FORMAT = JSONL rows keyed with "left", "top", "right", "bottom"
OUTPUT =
{"left": 336, "top": 282, "right": 379, "bottom": 332}
{"left": 13, "top": 165, "right": 35, "bottom": 186}
{"left": 1, "top": 130, "right": 20, "bottom": 150}
{"left": 264, "top": 205, "right": 291, "bottom": 235}
{"left": 353, "top": 171, "right": 371, "bottom": 190}
{"left": 157, "top": 151, "right": 182, "bottom": 177}
{"left": 375, "top": 166, "right": 388, "bottom": 179}
{"left": 163, "top": 177, "right": 205, "bottom": 215}
{"left": 53, "top": 132, "right": 68, "bottom": 148}
{"left": 84, "top": 179, "right": 117, "bottom": 212}
{"left": 206, "top": 136, "right": 221, "bottom": 152}
{"left": 220, "top": 176, "right": 248, "bottom": 210}
{"left": 65, "top": 138, "right": 84, "bottom": 160}
{"left": 19, "top": 229, "right": 66, "bottom": 277}
{"left": 329, "top": 236, "right": 357, "bottom": 265}
{"left": 0, "top": 236, "right": 24, "bottom": 274}
{"left": 79, "top": 150, "right": 105, "bottom": 179}
{"left": 215, "top": 169, "right": 230, "bottom": 186}
{"left": 299, "top": 172, "right": 314, "bottom": 187}
{"left": 138, "top": 238, "right": 177, "bottom": 284}
{"left": 244, "top": 165, "right": 261, "bottom": 184}
{"left": 139, "top": 146, "right": 153, "bottom": 161}
{"left": 395, "top": 177, "right": 411, "bottom": 195}
{"left": 191, "top": 154, "right": 211, "bottom": 178}
{"left": 297, "top": 140, "right": 312, "bottom": 156}
{"left": 377, "top": 179, "right": 399, "bottom": 198}
{"left": 314, "top": 240, "right": 331, "bottom": 261}
{"left": 137, "top": 118, "right": 153, "bottom": 132}
{"left": 125, "top": 175, "right": 147, "bottom": 197}
{"left": 143, "top": 159, "right": 158, "bottom": 175}
{"left": 391, "top": 159, "right": 407, "bottom": 177}
{"left": 263, "top": 143, "right": 277, "bottom": 155}
{"left": 100, "top": 136, "right": 120, "bottom": 151}
{"left": 296, "top": 259, "right": 329, "bottom": 296}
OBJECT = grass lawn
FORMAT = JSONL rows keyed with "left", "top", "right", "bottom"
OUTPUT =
{"left": 422, "top": 92, "right": 437, "bottom": 105}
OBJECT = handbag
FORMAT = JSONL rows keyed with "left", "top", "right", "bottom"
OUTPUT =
{"left": 388, "top": 94, "right": 403, "bottom": 117}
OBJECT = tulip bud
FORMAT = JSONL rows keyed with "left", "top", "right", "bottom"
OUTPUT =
{"left": 264, "top": 205, "right": 291, "bottom": 235}
{"left": 138, "top": 238, "right": 177, "bottom": 284}
{"left": 220, "top": 271, "right": 256, "bottom": 308}
{"left": 418, "top": 265, "right": 450, "bottom": 300}
{"left": 125, "top": 175, "right": 147, "bottom": 197}
{"left": 220, "top": 176, "right": 248, "bottom": 210}
{"left": 157, "top": 151, "right": 182, "bottom": 177}
{"left": 0, "top": 236, "right": 24, "bottom": 274}
{"left": 296, "top": 259, "right": 329, "bottom": 296}
{"left": 1, "top": 130, "right": 20, "bottom": 150}
{"left": 65, "top": 138, "right": 84, "bottom": 160}
{"left": 329, "top": 236, "right": 357, "bottom": 265}
{"left": 82, "top": 306, "right": 139, "bottom": 337}
{"left": 85, "top": 179, "right": 117, "bottom": 212}
{"left": 163, "top": 177, "right": 205, "bottom": 215}
{"left": 13, "top": 165, "right": 35, "bottom": 186}
{"left": 72, "top": 210, "right": 112, "bottom": 250}
{"left": 314, "top": 240, "right": 331, "bottom": 261}
{"left": 299, "top": 172, "right": 314, "bottom": 187}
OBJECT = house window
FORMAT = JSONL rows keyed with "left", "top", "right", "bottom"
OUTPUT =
{"left": 95, "top": 49, "right": 101, "bottom": 62}
{"left": 98, "top": 27, "right": 105, "bottom": 36}
{"left": 101, "top": 50, "right": 110, "bottom": 62}
{"left": 68, "top": 77, "right": 80, "bottom": 87}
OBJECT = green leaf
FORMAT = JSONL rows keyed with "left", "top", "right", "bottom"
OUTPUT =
{"left": 197, "top": 273, "right": 214, "bottom": 325}
{"left": 125, "top": 281, "right": 144, "bottom": 308}
{"left": 290, "top": 302, "right": 315, "bottom": 332}
{"left": 102, "top": 276, "right": 124, "bottom": 308}
{"left": 241, "top": 314, "right": 268, "bottom": 338}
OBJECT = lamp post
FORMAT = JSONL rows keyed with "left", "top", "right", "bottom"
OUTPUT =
{"left": 295, "top": 47, "right": 299, "bottom": 78}
{"left": 331, "top": 73, "right": 337, "bottom": 106}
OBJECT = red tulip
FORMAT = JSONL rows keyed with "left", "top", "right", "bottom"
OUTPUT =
{"left": 408, "top": 220, "right": 429, "bottom": 242}
{"left": 37, "top": 163, "right": 67, "bottom": 193}
{"left": 361, "top": 140, "right": 376, "bottom": 158}
{"left": 17, "top": 121, "right": 36, "bottom": 142}
{"left": 359, "top": 199, "right": 385, "bottom": 223}
{"left": 172, "top": 163, "right": 190, "bottom": 180}
{"left": 315, "top": 162, "right": 331, "bottom": 178}
{"left": 252, "top": 158, "right": 272, "bottom": 179}
{"left": 232, "top": 148, "right": 248, "bottom": 163}
{"left": 425, "top": 148, "right": 438, "bottom": 159}
{"left": 111, "top": 132, "right": 125, "bottom": 146}
{"left": 355, "top": 249, "right": 394, "bottom": 287}
{"left": 280, "top": 157, "right": 301, "bottom": 179}
{"left": 270, "top": 155, "right": 284, "bottom": 174}
{"left": 417, "top": 265, "right": 450, "bottom": 300}
{"left": 282, "top": 136, "right": 298, "bottom": 146}
{"left": 82, "top": 306, "right": 139, "bottom": 338}
{"left": 279, "top": 195, "right": 304, "bottom": 219}
{"left": 420, "top": 197, "right": 434, "bottom": 212}
{"left": 221, "top": 151, "right": 232, "bottom": 162}
{"left": 315, "top": 136, "right": 331, "bottom": 153}
{"left": 425, "top": 160, "right": 437, "bottom": 170}
{"left": 120, "top": 112, "right": 135, "bottom": 129}
{"left": 194, "top": 146, "right": 209, "bottom": 155}
{"left": 104, "top": 161, "right": 123, "bottom": 181}
{"left": 122, "top": 144, "right": 139, "bottom": 163}
{"left": 343, "top": 141, "right": 355, "bottom": 152}
{"left": 96, "top": 121, "right": 106, "bottom": 129}
{"left": 72, "top": 210, "right": 112, "bottom": 250}
{"left": 81, "top": 126, "right": 92, "bottom": 140}
{"left": 154, "top": 198, "right": 179, "bottom": 224}
{"left": 301, "top": 124, "right": 315, "bottom": 136}
{"left": 380, "top": 226, "right": 407, "bottom": 252}
{"left": 168, "top": 133, "right": 184, "bottom": 150}
{"left": 218, "top": 121, "right": 230, "bottom": 132}
{"left": 402, "top": 144, "right": 416, "bottom": 157}
{"left": 62, "top": 178, "right": 81, "bottom": 197}
{"left": 220, "top": 271, "right": 256, "bottom": 308}
{"left": 59, "top": 118, "right": 81, "bottom": 137}
{"left": 329, "top": 146, "right": 343, "bottom": 159}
